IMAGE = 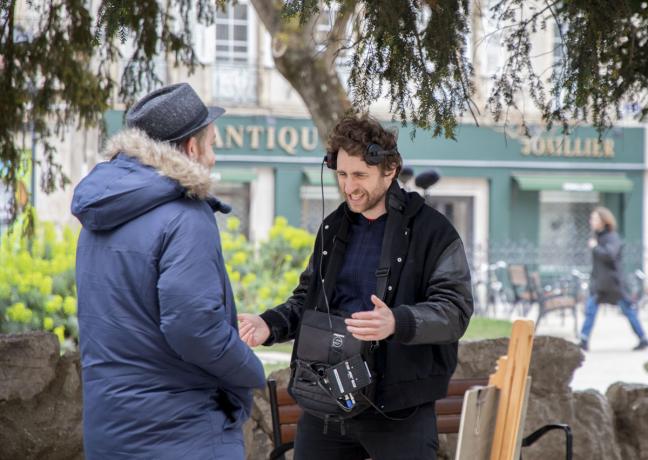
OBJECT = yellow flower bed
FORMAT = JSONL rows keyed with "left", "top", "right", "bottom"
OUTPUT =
{"left": 1, "top": 214, "right": 314, "bottom": 344}
{"left": 0, "top": 216, "right": 78, "bottom": 348}
{"left": 223, "top": 216, "right": 314, "bottom": 313}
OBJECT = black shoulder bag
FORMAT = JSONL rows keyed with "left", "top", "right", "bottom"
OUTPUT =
{"left": 288, "top": 193, "right": 408, "bottom": 420}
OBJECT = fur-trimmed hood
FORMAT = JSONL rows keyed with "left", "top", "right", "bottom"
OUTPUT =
{"left": 71, "top": 129, "right": 222, "bottom": 231}
{"left": 104, "top": 129, "right": 215, "bottom": 198}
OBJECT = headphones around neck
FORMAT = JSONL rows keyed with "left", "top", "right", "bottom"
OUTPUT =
{"left": 324, "top": 143, "right": 399, "bottom": 170}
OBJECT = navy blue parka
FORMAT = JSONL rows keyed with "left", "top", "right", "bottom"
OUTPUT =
{"left": 71, "top": 129, "right": 264, "bottom": 459}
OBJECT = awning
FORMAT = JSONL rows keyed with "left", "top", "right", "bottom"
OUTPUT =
{"left": 303, "top": 168, "right": 338, "bottom": 186}
{"left": 513, "top": 173, "right": 633, "bottom": 193}
{"left": 212, "top": 168, "right": 257, "bottom": 184}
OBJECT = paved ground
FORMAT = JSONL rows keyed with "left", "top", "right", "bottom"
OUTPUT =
{"left": 254, "top": 306, "right": 648, "bottom": 394}
{"left": 521, "top": 304, "right": 648, "bottom": 393}
{"left": 255, "top": 350, "right": 291, "bottom": 365}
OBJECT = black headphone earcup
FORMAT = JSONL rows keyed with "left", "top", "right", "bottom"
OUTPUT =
{"left": 324, "top": 152, "right": 336, "bottom": 169}
{"left": 365, "top": 143, "right": 384, "bottom": 165}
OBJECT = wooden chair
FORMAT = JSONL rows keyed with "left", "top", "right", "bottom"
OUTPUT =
{"left": 528, "top": 271, "right": 578, "bottom": 338}
{"left": 507, "top": 264, "right": 537, "bottom": 316}
{"left": 507, "top": 264, "right": 578, "bottom": 337}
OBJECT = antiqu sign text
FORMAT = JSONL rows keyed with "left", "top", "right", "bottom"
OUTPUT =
{"left": 214, "top": 125, "right": 319, "bottom": 155}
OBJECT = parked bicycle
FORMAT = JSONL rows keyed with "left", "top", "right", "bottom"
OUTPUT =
{"left": 472, "top": 260, "right": 510, "bottom": 317}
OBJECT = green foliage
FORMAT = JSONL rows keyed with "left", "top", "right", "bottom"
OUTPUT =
{"left": 0, "top": 0, "right": 220, "bottom": 223}
{"left": 3, "top": 0, "right": 648, "bottom": 224}
{"left": 489, "top": 0, "right": 648, "bottom": 135}
{"left": 0, "top": 213, "right": 312, "bottom": 347}
{"left": 348, "top": 0, "right": 473, "bottom": 139}
{"left": 282, "top": 0, "right": 648, "bottom": 137}
{"left": 0, "top": 215, "right": 79, "bottom": 349}
{"left": 0, "top": 0, "right": 104, "bottom": 219}
{"left": 222, "top": 216, "right": 315, "bottom": 313}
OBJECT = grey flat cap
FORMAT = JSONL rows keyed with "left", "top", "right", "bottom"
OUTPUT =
{"left": 126, "top": 83, "right": 225, "bottom": 143}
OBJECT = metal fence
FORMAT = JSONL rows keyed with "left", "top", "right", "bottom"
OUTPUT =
{"left": 466, "top": 240, "right": 647, "bottom": 318}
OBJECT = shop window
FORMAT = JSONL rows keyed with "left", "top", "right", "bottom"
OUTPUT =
{"left": 300, "top": 185, "right": 341, "bottom": 234}
{"left": 539, "top": 190, "right": 599, "bottom": 270}
{"left": 426, "top": 196, "right": 475, "bottom": 261}
{"left": 214, "top": 183, "right": 251, "bottom": 238}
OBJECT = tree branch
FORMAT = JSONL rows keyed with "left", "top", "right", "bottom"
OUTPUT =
{"left": 322, "top": 1, "right": 353, "bottom": 67}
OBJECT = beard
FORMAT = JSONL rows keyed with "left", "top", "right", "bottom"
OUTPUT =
{"left": 345, "top": 184, "right": 388, "bottom": 215}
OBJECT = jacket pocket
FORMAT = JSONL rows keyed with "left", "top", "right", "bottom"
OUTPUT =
{"left": 207, "top": 409, "right": 244, "bottom": 446}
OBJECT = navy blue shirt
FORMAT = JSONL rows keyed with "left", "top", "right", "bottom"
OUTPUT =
{"left": 331, "top": 213, "right": 387, "bottom": 314}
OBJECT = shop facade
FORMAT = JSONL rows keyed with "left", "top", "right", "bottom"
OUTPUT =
{"left": 105, "top": 111, "right": 646, "bottom": 273}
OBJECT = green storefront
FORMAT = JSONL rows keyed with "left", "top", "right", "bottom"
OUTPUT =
{"left": 105, "top": 112, "right": 645, "bottom": 271}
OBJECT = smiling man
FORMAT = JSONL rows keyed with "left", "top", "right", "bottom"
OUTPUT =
{"left": 238, "top": 115, "right": 473, "bottom": 460}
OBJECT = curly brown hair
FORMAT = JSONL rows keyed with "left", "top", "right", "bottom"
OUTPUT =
{"left": 326, "top": 115, "right": 402, "bottom": 176}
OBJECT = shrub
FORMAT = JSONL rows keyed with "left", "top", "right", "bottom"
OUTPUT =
{"left": 0, "top": 214, "right": 314, "bottom": 343}
{"left": 0, "top": 215, "right": 78, "bottom": 350}
{"left": 223, "top": 216, "right": 314, "bottom": 313}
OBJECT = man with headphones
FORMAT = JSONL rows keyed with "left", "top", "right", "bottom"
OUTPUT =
{"left": 239, "top": 115, "right": 473, "bottom": 459}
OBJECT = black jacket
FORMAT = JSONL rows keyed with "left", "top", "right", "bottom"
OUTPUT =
{"left": 590, "top": 230, "right": 629, "bottom": 304}
{"left": 260, "top": 183, "right": 474, "bottom": 411}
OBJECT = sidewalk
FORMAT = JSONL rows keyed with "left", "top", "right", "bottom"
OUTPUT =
{"left": 528, "top": 305, "right": 648, "bottom": 393}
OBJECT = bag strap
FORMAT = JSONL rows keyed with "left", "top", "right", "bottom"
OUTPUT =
{"left": 375, "top": 183, "right": 409, "bottom": 304}
{"left": 318, "top": 216, "right": 351, "bottom": 310}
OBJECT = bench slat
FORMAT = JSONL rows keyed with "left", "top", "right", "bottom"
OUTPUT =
{"left": 278, "top": 405, "right": 302, "bottom": 424}
{"left": 268, "top": 377, "right": 490, "bottom": 447}
{"left": 435, "top": 396, "right": 464, "bottom": 415}
{"left": 280, "top": 424, "right": 297, "bottom": 443}
{"left": 437, "top": 414, "right": 462, "bottom": 434}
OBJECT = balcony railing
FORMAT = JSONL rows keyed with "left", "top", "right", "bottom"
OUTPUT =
{"left": 212, "top": 63, "right": 258, "bottom": 105}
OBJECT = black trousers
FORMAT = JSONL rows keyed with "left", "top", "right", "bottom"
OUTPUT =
{"left": 293, "top": 402, "right": 438, "bottom": 460}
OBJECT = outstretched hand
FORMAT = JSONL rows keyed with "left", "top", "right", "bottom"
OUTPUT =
{"left": 344, "top": 295, "right": 395, "bottom": 341}
{"left": 238, "top": 313, "right": 271, "bottom": 348}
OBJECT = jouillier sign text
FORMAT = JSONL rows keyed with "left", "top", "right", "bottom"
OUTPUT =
{"left": 521, "top": 137, "right": 615, "bottom": 158}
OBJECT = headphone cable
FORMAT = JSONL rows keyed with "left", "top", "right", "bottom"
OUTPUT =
{"left": 320, "top": 159, "right": 333, "bottom": 330}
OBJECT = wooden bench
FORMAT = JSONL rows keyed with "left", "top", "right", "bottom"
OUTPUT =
{"left": 266, "top": 377, "right": 489, "bottom": 460}
{"left": 267, "top": 321, "right": 572, "bottom": 460}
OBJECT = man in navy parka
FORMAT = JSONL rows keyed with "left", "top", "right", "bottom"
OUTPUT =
{"left": 71, "top": 83, "right": 265, "bottom": 459}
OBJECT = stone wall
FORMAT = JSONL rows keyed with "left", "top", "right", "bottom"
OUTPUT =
{"left": 0, "top": 332, "right": 83, "bottom": 460}
{"left": 245, "top": 337, "right": 642, "bottom": 460}
{"left": 1, "top": 332, "right": 646, "bottom": 460}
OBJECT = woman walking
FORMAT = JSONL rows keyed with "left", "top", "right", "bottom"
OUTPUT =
{"left": 579, "top": 207, "right": 648, "bottom": 351}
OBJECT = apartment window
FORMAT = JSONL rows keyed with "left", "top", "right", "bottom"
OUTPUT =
{"left": 215, "top": 2, "right": 249, "bottom": 63}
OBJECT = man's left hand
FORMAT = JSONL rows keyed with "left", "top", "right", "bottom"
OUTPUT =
{"left": 345, "top": 295, "right": 395, "bottom": 341}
